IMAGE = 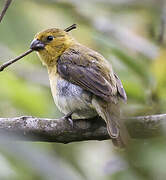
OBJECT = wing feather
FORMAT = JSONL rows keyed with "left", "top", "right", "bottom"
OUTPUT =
{"left": 114, "top": 73, "right": 127, "bottom": 102}
{"left": 57, "top": 46, "right": 126, "bottom": 103}
{"left": 58, "top": 62, "right": 112, "bottom": 102}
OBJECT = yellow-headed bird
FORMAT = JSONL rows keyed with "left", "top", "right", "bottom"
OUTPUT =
{"left": 30, "top": 24, "right": 129, "bottom": 147}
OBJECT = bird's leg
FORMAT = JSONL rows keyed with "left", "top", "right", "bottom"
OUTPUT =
{"left": 63, "top": 112, "right": 74, "bottom": 127}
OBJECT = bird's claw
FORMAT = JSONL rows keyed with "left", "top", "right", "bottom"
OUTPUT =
{"left": 64, "top": 112, "right": 74, "bottom": 128}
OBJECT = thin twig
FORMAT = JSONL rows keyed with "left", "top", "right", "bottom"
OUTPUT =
{"left": 64, "top": 24, "right": 77, "bottom": 32}
{"left": 0, "top": 49, "right": 33, "bottom": 72}
{"left": 0, "top": 0, "right": 12, "bottom": 23}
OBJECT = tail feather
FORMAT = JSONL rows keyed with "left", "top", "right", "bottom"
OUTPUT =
{"left": 104, "top": 113, "right": 119, "bottom": 139}
{"left": 112, "top": 135, "right": 126, "bottom": 148}
{"left": 104, "top": 110, "right": 129, "bottom": 148}
{"left": 92, "top": 98, "right": 129, "bottom": 148}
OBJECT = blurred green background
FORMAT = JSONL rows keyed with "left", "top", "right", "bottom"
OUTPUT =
{"left": 1, "top": 0, "right": 166, "bottom": 179}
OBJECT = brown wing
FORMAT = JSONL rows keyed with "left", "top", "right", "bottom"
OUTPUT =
{"left": 58, "top": 62, "right": 114, "bottom": 102}
{"left": 114, "top": 73, "right": 127, "bottom": 102}
{"left": 57, "top": 46, "right": 125, "bottom": 103}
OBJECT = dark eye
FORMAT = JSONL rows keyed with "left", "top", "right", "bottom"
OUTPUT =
{"left": 47, "top": 35, "right": 54, "bottom": 41}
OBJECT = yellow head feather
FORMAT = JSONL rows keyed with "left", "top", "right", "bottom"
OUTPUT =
{"left": 31, "top": 28, "right": 76, "bottom": 67}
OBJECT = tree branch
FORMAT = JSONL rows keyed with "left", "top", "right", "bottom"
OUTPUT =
{"left": 0, "top": 114, "right": 165, "bottom": 143}
{"left": 0, "top": 0, "right": 12, "bottom": 23}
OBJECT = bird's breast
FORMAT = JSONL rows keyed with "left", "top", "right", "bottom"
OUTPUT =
{"left": 48, "top": 73, "right": 97, "bottom": 119}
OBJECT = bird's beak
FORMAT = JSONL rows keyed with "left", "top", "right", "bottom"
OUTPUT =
{"left": 30, "top": 39, "right": 45, "bottom": 51}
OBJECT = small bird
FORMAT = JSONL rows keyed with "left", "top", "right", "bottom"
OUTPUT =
{"left": 30, "top": 24, "right": 129, "bottom": 147}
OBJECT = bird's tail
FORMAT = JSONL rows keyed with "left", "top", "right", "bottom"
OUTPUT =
{"left": 92, "top": 98, "right": 129, "bottom": 148}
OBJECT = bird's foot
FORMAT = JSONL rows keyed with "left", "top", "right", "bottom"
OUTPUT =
{"left": 64, "top": 112, "right": 74, "bottom": 128}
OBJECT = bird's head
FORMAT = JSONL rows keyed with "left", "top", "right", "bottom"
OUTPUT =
{"left": 30, "top": 24, "right": 76, "bottom": 67}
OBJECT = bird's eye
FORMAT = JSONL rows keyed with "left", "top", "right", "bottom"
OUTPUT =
{"left": 47, "top": 35, "right": 54, "bottom": 41}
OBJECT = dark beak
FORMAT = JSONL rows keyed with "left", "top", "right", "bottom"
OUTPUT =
{"left": 30, "top": 39, "right": 45, "bottom": 51}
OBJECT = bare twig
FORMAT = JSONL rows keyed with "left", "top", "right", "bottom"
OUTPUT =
{"left": 0, "top": 114, "right": 165, "bottom": 143}
{"left": 64, "top": 24, "right": 77, "bottom": 32}
{"left": 0, "top": 0, "right": 12, "bottom": 23}
{"left": 0, "top": 49, "right": 33, "bottom": 72}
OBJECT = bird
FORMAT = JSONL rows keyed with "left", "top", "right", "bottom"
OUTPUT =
{"left": 30, "top": 24, "right": 129, "bottom": 147}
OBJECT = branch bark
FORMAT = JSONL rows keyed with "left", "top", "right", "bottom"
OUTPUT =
{"left": 0, "top": 114, "right": 165, "bottom": 143}
{"left": 0, "top": 0, "right": 12, "bottom": 23}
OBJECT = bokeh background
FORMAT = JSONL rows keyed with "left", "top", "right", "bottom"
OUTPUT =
{"left": 0, "top": 0, "right": 166, "bottom": 179}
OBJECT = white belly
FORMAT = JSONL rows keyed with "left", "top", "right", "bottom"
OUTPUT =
{"left": 49, "top": 74, "right": 97, "bottom": 119}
